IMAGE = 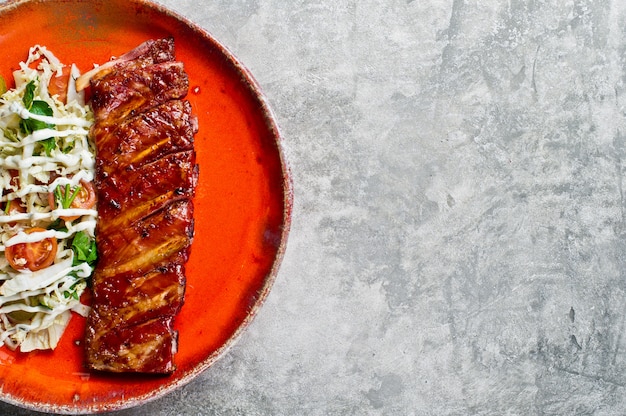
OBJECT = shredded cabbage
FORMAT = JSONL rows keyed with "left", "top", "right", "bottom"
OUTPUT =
{"left": 0, "top": 46, "right": 96, "bottom": 352}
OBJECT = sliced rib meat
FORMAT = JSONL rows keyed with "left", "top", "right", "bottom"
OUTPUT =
{"left": 95, "top": 100, "right": 197, "bottom": 176}
{"left": 84, "top": 37, "right": 197, "bottom": 374}
{"left": 90, "top": 61, "right": 189, "bottom": 125}
{"left": 76, "top": 37, "right": 176, "bottom": 91}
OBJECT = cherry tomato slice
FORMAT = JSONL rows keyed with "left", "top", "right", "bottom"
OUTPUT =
{"left": 48, "top": 180, "right": 96, "bottom": 221}
{"left": 4, "top": 199, "right": 23, "bottom": 216}
{"left": 5, "top": 227, "right": 57, "bottom": 272}
{"left": 3, "top": 199, "right": 24, "bottom": 226}
{"left": 70, "top": 180, "right": 96, "bottom": 210}
{"left": 48, "top": 66, "right": 70, "bottom": 104}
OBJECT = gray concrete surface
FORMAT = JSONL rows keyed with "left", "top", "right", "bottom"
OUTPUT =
{"left": 4, "top": 0, "right": 626, "bottom": 415}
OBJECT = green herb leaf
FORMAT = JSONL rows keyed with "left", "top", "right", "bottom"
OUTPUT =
{"left": 26, "top": 100, "right": 54, "bottom": 130}
{"left": 46, "top": 219, "right": 68, "bottom": 233}
{"left": 19, "top": 98, "right": 57, "bottom": 155}
{"left": 63, "top": 290, "right": 79, "bottom": 300}
{"left": 71, "top": 231, "right": 97, "bottom": 267}
{"left": 22, "top": 80, "right": 35, "bottom": 108}
{"left": 53, "top": 183, "right": 81, "bottom": 209}
{"left": 20, "top": 100, "right": 53, "bottom": 128}
{"left": 40, "top": 137, "right": 56, "bottom": 156}
{"left": 30, "top": 101, "right": 55, "bottom": 155}
{"left": 30, "top": 99, "right": 53, "bottom": 117}
{"left": 61, "top": 142, "right": 74, "bottom": 154}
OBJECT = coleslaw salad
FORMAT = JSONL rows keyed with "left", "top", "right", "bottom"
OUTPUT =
{"left": 0, "top": 46, "right": 96, "bottom": 352}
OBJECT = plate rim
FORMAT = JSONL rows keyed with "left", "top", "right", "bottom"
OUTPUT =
{"left": 0, "top": 0, "right": 293, "bottom": 413}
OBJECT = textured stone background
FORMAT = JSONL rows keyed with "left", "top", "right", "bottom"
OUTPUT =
{"left": 5, "top": 0, "right": 626, "bottom": 415}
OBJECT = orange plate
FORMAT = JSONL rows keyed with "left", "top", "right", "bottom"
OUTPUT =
{"left": 0, "top": 0, "right": 292, "bottom": 413}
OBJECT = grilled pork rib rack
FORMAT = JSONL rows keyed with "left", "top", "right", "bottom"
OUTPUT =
{"left": 82, "top": 38, "right": 198, "bottom": 373}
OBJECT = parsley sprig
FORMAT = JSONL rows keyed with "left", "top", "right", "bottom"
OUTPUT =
{"left": 19, "top": 80, "right": 56, "bottom": 156}
{"left": 71, "top": 231, "right": 97, "bottom": 267}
